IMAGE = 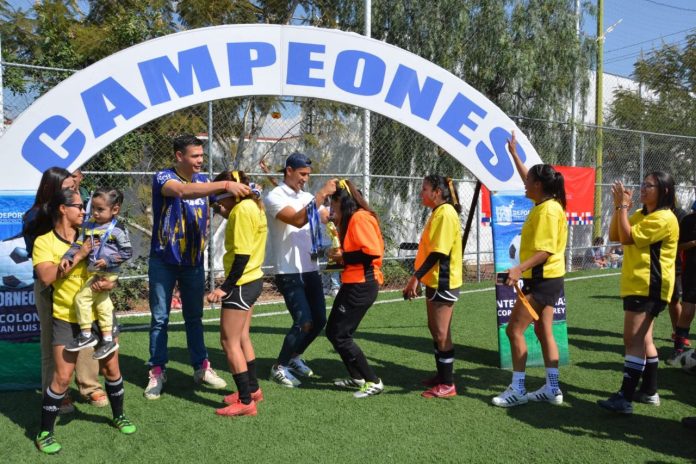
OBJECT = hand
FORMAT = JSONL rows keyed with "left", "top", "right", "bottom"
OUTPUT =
{"left": 91, "top": 276, "right": 116, "bottom": 292}
{"left": 327, "top": 248, "right": 343, "bottom": 264}
{"left": 506, "top": 266, "right": 522, "bottom": 286}
{"left": 225, "top": 181, "right": 251, "bottom": 198}
{"left": 322, "top": 178, "right": 338, "bottom": 197}
{"left": 206, "top": 288, "right": 227, "bottom": 303}
{"left": 507, "top": 130, "right": 518, "bottom": 158}
{"left": 94, "top": 258, "right": 108, "bottom": 269}
{"left": 58, "top": 259, "right": 72, "bottom": 274}
{"left": 319, "top": 207, "right": 330, "bottom": 223}
{"left": 402, "top": 276, "right": 420, "bottom": 300}
{"left": 77, "top": 239, "right": 95, "bottom": 260}
{"left": 612, "top": 181, "right": 633, "bottom": 209}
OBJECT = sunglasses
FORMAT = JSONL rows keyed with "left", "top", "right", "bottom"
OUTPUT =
{"left": 66, "top": 203, "right": 85, "bottom": 210}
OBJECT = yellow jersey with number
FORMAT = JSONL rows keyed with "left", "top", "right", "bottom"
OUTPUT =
{"left": 414, "top": 203, "right": 463, "bottom": 289}
{"left": 223, "top": 199, "right": 267, "bottom": 286}
{"left": 520, "top": 199, "right": 567, "bottom": 279}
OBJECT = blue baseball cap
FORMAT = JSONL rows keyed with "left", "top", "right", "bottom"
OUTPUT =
{"left": 284, "top": 152, "right": 312, "bottom": 170}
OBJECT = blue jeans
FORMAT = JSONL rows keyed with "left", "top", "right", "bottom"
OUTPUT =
{"left": 275, "top": 272, "right": 327, "bottom": 365}
{"left": 148, "top": 256, "right": 208, "bottom": 370}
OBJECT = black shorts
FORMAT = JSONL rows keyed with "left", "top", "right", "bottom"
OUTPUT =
{"left": 671, "top": 274, "right": 682, "bottom": 304}
{"left": 521, "top": 277, "right": 564, "bottom": 308}
{"left": 682, "top": 273, "right": 696, "bottom": 304}
{"left": 623, "top": 296, "right": 666, "bottom": 317}
{"left": 52, "top": 313, "right": 119, "bottom": 346}
{"left": 425, "top": 286, "right": 460, "bottom": 303}
{"left": 221, "top": 278, "right": 263, "bottom": 311}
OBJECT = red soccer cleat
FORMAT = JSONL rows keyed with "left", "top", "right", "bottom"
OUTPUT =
{"left": 216, "top": 400, "right": 257, "bottom": 417}
{"left": 421, "top": 383, "right": 457, "bottom": 398}
{"left": 223, "top": 388, "right": 264, "bottom": 405}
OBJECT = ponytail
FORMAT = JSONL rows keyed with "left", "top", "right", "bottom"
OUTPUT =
{"left": 424, "top": 174, "right": 463, "bottom": 214}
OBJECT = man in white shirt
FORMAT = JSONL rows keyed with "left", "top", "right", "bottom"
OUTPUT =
{"left": 264, "top": 152, "right": 336, "bottom": 387}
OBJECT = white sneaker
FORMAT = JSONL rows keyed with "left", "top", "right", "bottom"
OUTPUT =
{"left": 634, "top": 391, "right": 660, "bottom": 406}
{"left": 492, "top": 385, "right": 528, "bottom": 407}
{"left": 193, "top": 360, "right": 227, "bottom": 389}
{"left": 526, "top": 385, "right": 563, "bottom": 405}
{"left": 353, "top": 379, "right": 384, "bottom": 398}
{"left": 288, "top": 357, "right": 314, "bottom": 377}
{"left": 144, "top": 366, "right": 167, "bottom": 400}
{"left": 334, "top": 378, "right": 366, "bottom": 389}
{"left": 270, "top": 364, "right": 301, "bottom": 388}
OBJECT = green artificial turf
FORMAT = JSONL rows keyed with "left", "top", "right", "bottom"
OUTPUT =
{"left": 2, "top": 270, "right": 695, "bottom": 463}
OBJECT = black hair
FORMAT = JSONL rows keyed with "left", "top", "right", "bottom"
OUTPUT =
{"left": 642, "top": 171, "right": 675, "bottom": 214}
{"left": 212, "top": 170, "right": 263, "bottom": 211}
{"left": 423, "top": 175, "right": 463, "bottom": 214}
{"left": 49, "top": 188, "right": 81, "bottom": 225}
{"left": 173, "top": 134, "right": 203, "bottom": 154}
{"left": 92, "top": 187, "right": 124, "bottom": 207}
{"left": 330, "top": 179, "right": 377, "bottom": 244}
{"left": 24, "top": 167, "right": 74, "bottom": 241}
{"left": 528, "top": 164, "right": 567, "bottom": 209}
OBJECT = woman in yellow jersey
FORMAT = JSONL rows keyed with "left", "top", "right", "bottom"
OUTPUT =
{"left": 326, "top": 179, "right": 385, "bottom": 398}
{"left": 492, "top": 132, "right": 568, "bottom": 408}
{"left": 33, "top": 189, "right": 135, "bottom": 455}
{"left": 598, "top": 171, "right": 678, "bottom": 415}
{"left": 207, "top": 171, "right": 267, "bottom": 417}
{"left": 403, "top": 175, "right": 463, "bottom": 399}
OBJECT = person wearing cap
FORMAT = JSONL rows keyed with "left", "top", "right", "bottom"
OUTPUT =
{"left": 144, "top": 134, "right": 250, "bottom": 400}
{"left": 264, "top": 152, "right": 336, "bottom": 387}
{"left": 666, "top": 200, "right": 696, "bottom": 365}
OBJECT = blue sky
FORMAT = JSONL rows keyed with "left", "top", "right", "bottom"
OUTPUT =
{"left": 6, "top": 0, "right": 696, "bottom": 78}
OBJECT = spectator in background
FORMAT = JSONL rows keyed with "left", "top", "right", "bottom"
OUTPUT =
{"left": 584, "top": 236, "right": 608, "bottom": 269}
{"left": 72, "top": 168, "right": 90, "bottom": 209}
{"left": 608, "top": 245, "right": 623, "bottom": 268}
{"left": 22, "top": 167, "right": 106, "bottom": 413}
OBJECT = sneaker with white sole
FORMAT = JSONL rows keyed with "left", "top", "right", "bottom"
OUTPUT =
{"left": 270, "top": 364, "right": 301, "bottom": 387}
{"left": 492, "top": 385, "right": 528, "bottom": 407}
{"left": 334, "top": 378, "right": 366, "bottom": 389}
{"left": 526, "top": 385, "right": 563, "bottom": 405}
{"left": 665, "top": 349, "right": 684, "bottom": 366}
{"left": 353, "top": 379, "right": 384, "bottom": 398}
{"left": 144, "top": 366, "right": 166, "bottom": 400}
{"left": 65, "top": 332, "right": 98, "bottom": 352}
{"left": 634, "top": 391, "right": 660, "bottom": 406}
{"left": 92, "top": 340, "right": 119, "bottom": 360}
{"left": 194, "top": 360, "right": 227, "bottom": 389}
{"left": 288, "top": 357, "right": 314, "bottom": 377}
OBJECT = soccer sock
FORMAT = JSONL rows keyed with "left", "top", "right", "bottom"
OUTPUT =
{"left": 620, "top": 355, "right": 646, "bottom": 401}
{"left": 233, "top": 372, "right": 252, "bottom": 405}
{"left": 675, "top": 326, "right": 690, "bottom": 351}
{"left": 246, "top": 359, "right": 259, "bottom": 393}
{"left": 545, "top": 367, "right": 560, "bottom": 390}
{"left": 81, "top": 330, "right": 91, "bottom": 338}
{"left": 103, "top": 335, "right": 113, "bottom": 343}
{"left": 436, "top": 349, "right": 455, "bottom": 385}
{"left": 105, "top": 377, "right": 124, "bottom": 418}
{"left": 512, "top": 371, "right": 526, "bottom": 394}
{"left": 40, "top": 388, "right": 65, "bottom": 433}
{"left": 639, "top": 356, "right": 659, "bottom": 395}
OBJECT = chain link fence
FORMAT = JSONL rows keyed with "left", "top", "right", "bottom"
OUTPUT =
{"left": 3, "top": 56, "right": 696, "bottom": 313}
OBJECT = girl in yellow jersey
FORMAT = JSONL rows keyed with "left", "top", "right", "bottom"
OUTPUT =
{"left": 403, "top": 175, "right": 463, "bottom": 398}
{"left": 492, "top": 132, "right": 568, "bottom": 408}
{"left": 598, "top": 172, "right": 678, "bottom": 415}
{"left": 207, "top": 171, "right": 267, "bottom": 417}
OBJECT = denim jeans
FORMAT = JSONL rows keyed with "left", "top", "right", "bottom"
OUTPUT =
{"left": 275, "top": 271, "right": 327, "bottom": 365}
{"left": 148, "top": 255, "right": 208, "bottom": 370}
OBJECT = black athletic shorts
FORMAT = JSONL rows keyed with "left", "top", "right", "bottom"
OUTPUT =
{"left": 671, "top": 274, "right": 682, "bottom": 304}
{"left": 623, "top": 296, "right": 666, "bottom": 317}
{"left": 221, "top": 278, "right": 263, "bottom": 311}
{"left": 521, "top": 277, "right": 564, "bottom": 308}
{"left": 682, "top": 273, "right": 696, "bottom": 304}
{"left": 425, "top": 286, "right": 460, "bottom": 303}
{"left": 52, "top": 313, "right": 119, "bottom": 346}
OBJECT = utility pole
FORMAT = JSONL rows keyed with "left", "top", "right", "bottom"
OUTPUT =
{"left": 593, "top": 0, "right": 604, "bottom": 238}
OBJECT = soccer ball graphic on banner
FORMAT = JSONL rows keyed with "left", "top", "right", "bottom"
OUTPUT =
{"left": 508, "top": 234, "right": 521, "bottom": 266}
{"left": 679, "top": 349, "right": 696, "bottom": 374}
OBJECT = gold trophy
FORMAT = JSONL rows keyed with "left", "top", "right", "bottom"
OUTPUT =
{"left": 325, "top": 220, "right": 343, "bottom": 271}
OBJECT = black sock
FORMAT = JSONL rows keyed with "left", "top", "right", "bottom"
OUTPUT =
{"left": 675, "top": 326, "right": 690, "bottom": 351}
{"left": 639, "top": 356, "right": 659, "bottom": 395}
{"left": 246, "top": 359, "right": 259, "bottom": 393}
{"left": 40, "top": 388, "right": 65, "bottom": 433}
{"left": 620, "top": 355, "right": 645, "bottom": 401}
{"left": 233, "top": 372, "right": 252, "bottom": 405}
{"left": 105, "top": 377, "right": 124, "bottom": 418}
{"left": 436, "top": 349, "right": 455, "bottom": 385}
{"left": 432, "top": 343, "right": 441, "bottom": 381}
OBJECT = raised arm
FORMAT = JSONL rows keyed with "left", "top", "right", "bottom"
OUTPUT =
{"left": 611, "top": 180, "right": 635, "bottom": 245}
{"left": 162, "top": 179, "right": 250, "bottom": 200}
{"left": 275, "top": 179, "right": 337, "bottom": 228}
{"left": 507, "top": 131, "right": 528, "bottom": 182}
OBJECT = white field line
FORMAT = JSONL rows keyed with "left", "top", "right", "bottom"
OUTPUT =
{"left": 118, "top": 272, "right": 619, "bottom": 331}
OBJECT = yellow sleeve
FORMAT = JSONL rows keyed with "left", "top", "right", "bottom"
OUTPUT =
{"left": 32, "top": 233, "right": 56, "bottom": 266}
{"left": 427, "top": 210, "right": 456, "bottom": 255}
{"left": 527, "top": 208, "right": 562, "bottom": 253}
{"left": 230, "top": 202, "right": 257, "bottom": 255}
{"left": 631, "top": 214, "right": 670, "bottom": 249}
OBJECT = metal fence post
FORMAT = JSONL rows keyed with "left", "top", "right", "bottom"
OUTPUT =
{"left": 362, "top": 0, "right": 371, "bottom": 201}
{"left": 640, "top": 133, "right": 644, "bottom": 183}
{"left": 208, "top": 100, "right": 215, "bottom": 292}
{"left": 476, "top": 197, "right": 481, "bottom": 282}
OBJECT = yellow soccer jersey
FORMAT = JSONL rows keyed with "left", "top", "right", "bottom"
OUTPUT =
{"left": 32, "top": 231, "right": 92, "bottom": 323}
{"left": 621, "top": 208, "right": 678, "bottom": 302}
{"left": 223, "top": 199, "right": 268, "bottom": 286}
{"left": 520, "top": 199, "right": 568, "bottom": 279}
{"left": 414, "top": 203, "right": 463, "bottom": 289}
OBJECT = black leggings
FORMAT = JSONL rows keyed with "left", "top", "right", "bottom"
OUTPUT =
{"left": 326, "top": 281, "right": 379, "bottom": 383}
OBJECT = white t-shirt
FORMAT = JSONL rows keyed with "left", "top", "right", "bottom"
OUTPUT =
{"left": 264, "top": 182, "right": 320, "bottom": 274}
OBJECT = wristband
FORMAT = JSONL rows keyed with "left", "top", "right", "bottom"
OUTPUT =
{"left": 615, "top": 205, "right": 629, "bottom": 210}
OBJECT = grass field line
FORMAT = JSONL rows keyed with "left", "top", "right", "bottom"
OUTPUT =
{"left": 118, "top": 271, "right": 620, "bottom": 331}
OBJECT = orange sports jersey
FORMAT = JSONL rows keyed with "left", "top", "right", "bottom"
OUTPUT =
{"left": 341, "top": 210, "right": 384, "bottom": 284}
